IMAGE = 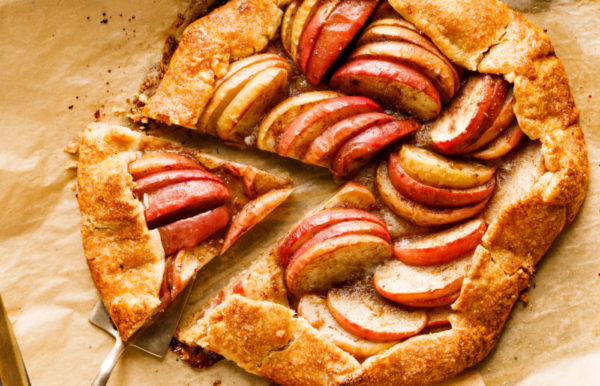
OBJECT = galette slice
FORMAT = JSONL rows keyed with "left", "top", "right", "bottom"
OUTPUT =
{"left": 77, "top": 123, "right": 292, "bottom": 342}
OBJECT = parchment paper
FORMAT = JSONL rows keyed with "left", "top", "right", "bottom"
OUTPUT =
{"left": 0, "top": 0, "right": 598, "bottom": 385}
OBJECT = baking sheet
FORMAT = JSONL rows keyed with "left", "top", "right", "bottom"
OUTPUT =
{"left": 0, "top": 0, "right": 598, "bottom": 384}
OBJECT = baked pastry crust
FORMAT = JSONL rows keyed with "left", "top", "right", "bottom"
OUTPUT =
{"left": 145, "top": 0, "right": 588, "bottom": 384}
{"left": 77, "top": 123, "right": 291, "bottom": 341}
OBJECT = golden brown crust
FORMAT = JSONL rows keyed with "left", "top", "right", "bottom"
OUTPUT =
{"left": 170, "top": 0, "right": 589, "bottom": 384}
{"left": 77, "top": 123, "right": 291, "bottom": 341}
{"left": 142, "top": 0, "right": 283, "bottom": 128}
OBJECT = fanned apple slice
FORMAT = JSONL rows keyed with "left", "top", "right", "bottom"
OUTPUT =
{"left": 331, "top": 59, "right": 441, "bottom": 121}
{"left": 134, "top": 169, "right": 224, "bottom": 194}
{"left": 129, "top": 152, "right": 203, "bottom": 179}
{"left": 286, "top": 234, "right": 392, "bottom": 297}
{"left": 289, "top": 0, "right": 321, "bottom": 63}
{"left": 350, "top": 41, "right": 457, "bottom": 103}
{"left": 298, "top": 0, "right": 341, "bottom": 74}
{"left": 430, "top": 74, "right": 507, "bottom": 154}
{"left": 216, "top": 66, "right": 290, "bottom": 142}
{"left": 371, "top": 1, "right": 408, "bottom": 24}
{"left": 217, "top": 53, "right": 283, "bottom": 89}
{"left": 426, "top": 307, "right": 452, "bottom": 328}
{"left": 401, "top": 292, "right": 460, "bottom": 308}
{"left": 158, "top": 205, "right": 230, "bottom": 255}
{"left": 393, "top": 218, "right": 486, "bottom": 266}
{"left": 303, "top": 112, "right": 396, "bottom": 166}
{"left": 277, "top": 208, "right": 387, "bottom": 266}
{"left": 298, "top": 295, "right": 397, "bottom": 358}
{"left": 324, "top": 181, "right": 378, "bottom": 211}
{"left": 221, "top": 187, "right": 294, "bottom": 253}
{"left": 145, "top": 180, "right": 231, "bottom": 228}
{"left": 327, "top": 278, "right": 427, "bottom": 341}
{"left": 277, "top": 96, "right": 381, "bottom": 159}
{"left": 257, "top": 91, "right": 342, "bottom": 153}
{"left": 305, "top": 0, "right": 378, "bottom": 85}
{"left": 331, "top": 119, "right": 420, "bottom": 177}
{"left": 388, "top": 153, "right": 495, "bottom": 207}
{"left": 377, "top": 162, "right": 489, "bottom": 226}
{"left": 374, "top": 254, "right": 472, "bottom": 305}
{"left": 281, "top": 1, "right": 300, "bottom": 57}
{"left": 199, "top": 56, "right": 288, "bottom": 135}
{"left": 472, "top": 121, "right": 524, "bottom": 160}
{"left": 400, "top": 145, "right": 496, "bottom": 189}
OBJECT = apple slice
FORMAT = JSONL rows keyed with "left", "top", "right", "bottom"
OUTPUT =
{"left": 277, "top": 96, "right": 381, "bottom": 159}
{"left": 472, "top": 121, "right": 524, "bottom": 160}
{"left": 377, "top": 162, "right": 489, "bottom": 226}
{"left": 374, "top": 253, "right": 471, "bottom": 305}
{"left": 158, "top": 205, "right": 230, "bottom": 255}
{"left": 216, "top": 53, "right": 284, "bottom": 89}
{"left": 399, "top": 145, "right": 495, "bottom": 189}
{"left": 199, "top": 56, "right": 289, "bottom": 135}
{"left": 159, "top": 255, "right": 175, "bottom": 305}
{"left": 350, "top": 41, "right": 457, "bottom": 103}
{"left": 327, "top": 278, "right": 427, "bottom": 341}
{"left": 462, "top": 89, "right": 516, "bottom": 153}
{"left": 145, "top": 180, "right": 231, "bottom": 228}
{"left": 324, "top": 181, "right": 378, "bottom": 211}
{"left": 289, "top": 0, "right": 321, "bottom": 63}
{"left": 129, "top": 152, "right": 203, "bottom": 180}
{"left": 221, "top": 187, "right": 294, "bottom": 253}
{"left": 305, "top": 0, "right": 378, "bottom": 85}
{"left": 281, "top": 1, "right": 300, "bottom": 57}
{"left": 402, "top": 292, "right": 460, "bottom": 308}
{"left": 298, "top": 294, "right": 397, "bottom": 358}
{"left": 392, "top": 217, "right": 486, "bottom": 266}
{"left": 388, "top": 153, "right": 495, "bottom": 207}
{"left": 331, "top": 119, "right": 420, "bottom": 177}
{"left": 429, "top": 74, "right": 506, "bottom": 154}
{"left": 426, "top": 307, "right": 452, "bottom": 328}
{"left": 330, "top": 59, "right": 441, "bottom": 121}
{"left": 297, "top": 0, "right": 341, "bottom": 74}
{"left": 257, "top": 91, "right": 342, "bottom": 153}
{"left": 277, "top": 208, "right": 387, "bottom": 266}
{"left": 303, "top": 112, "right": 396, "bottom": 166}
{"left": 216, "top": 66, "right": 290, "bottom": 142}
{"left": 134, "top": 169, "right": 224, "bottom": 194}
{"left": 290, "top": 220, "right": 391, "bottom": 263}
{"left": 286, "top": 234, "right": 392, "bottom": 297}
{"left": 370, "top": 2, "right": 404, "bottom": 22}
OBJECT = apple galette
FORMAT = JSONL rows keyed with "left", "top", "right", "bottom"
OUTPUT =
{"left": 79, "top": 0, "right": 588, "bottom": 383}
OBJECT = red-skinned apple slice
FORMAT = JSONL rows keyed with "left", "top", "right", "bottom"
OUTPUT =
{"left": 297, "top": 0, "right": 341, "bottom": 74}
{"left": 399, "top": 145, "right": 496, "bottom": 189}
{"left": 377, "top": 162, "right": 489, "bottom": 226}
{"left": 159, "top": 255, "right": 175, "bottom": 305}
{"left": 371, "top": 2, "right": 404, "bottom": 23}
{"left": 426, "top": 307, "right": 452, "bottom": 328}
{"left": 374, "top": 253, "right": 471, "bottom": 305}
{"left": 349, "top": 41, "right": 457, "bottom": 103}
{"left": 277, "top": 96, "right": 381, "bottom": 159}
{"left": 281, "top": 1, "right": 300, "bottom": 57}
{"left": 277, "top": 208, "right": 387, "bottom": 266}
{"left": 129, "top": 152, "right": 203, "bottom": 180}
{"left": 134, "top": 169, "right": 224, "bottom": 194}
{"left": 402, "top": 292, "right": 460, "bottom": 308}
{"left": 290, "top": 220, "right": 391, "bottom": 263}
{"left": 331, "top": 119, "right": 420, "bottom": 177}
{"left": 285, "top": 234, "right": 392, "bottom": 297}
{"left": 326, "top": 278, "right": 427, "bottom": 341}
{"left": 331, "top": 59, "right": 441, "bottom": 121}
{"left": 145, "top": 180, "right": 231, "bottom": 228}
{"left": 303, "top": 112, "right": 396, "bottom": 167}
{"left": 430, "top": 74, "right": 506, "bottom": 154}
{"left": 289, "top": 0, "right": 321, "bottom": 62}
{"left": 388, "top": 153, "right": 495, "bottom": 207}
{"left": 199, "top": 56, "right": 289, "bottom": 135}
{"left": 221, "top": 187, "right": 294, "bottom": 253}
{"left": 305, "top": 0, "right": 378, "bottom": 85}
{"left": 216, "top": 66, "right": 290, "bottom": 142}
{"left": 472, "top": 121, "right": 524, "bottom": 160}
{"left": 257, "top": 91, "right": 342, "bottom": 153}
{"left": 158, "top": 205, "right": 230, "bottom": 255}
{"left": 392, "top": 217, "right": 486, "bottom": 266}
{"left": 298, "top": 294, "right": 397, "bottom": 358}
{"left": 462, "top": 89, "right": 516, "bottom": 153}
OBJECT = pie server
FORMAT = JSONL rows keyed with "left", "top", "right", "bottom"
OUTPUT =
{"left": 89, "top": 278, "right": 194, "bottom": 386}
{"left": 0, "top": 295, "right": 31, "bottom": 386}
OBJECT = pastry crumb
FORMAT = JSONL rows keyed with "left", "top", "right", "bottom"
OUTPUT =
{"left": 138, "top": 93, "right": 149, "bottom": 103}
{"left": 112, "top": 105, "right": 127, "bottom": 114}
{"left": 64, "top": 141, "right": 79, "bottom": 154}
{"left": 519, "top": 292, "right": 529, "bottom": 306}
{"left": 70, "top": 182, "right": 77, "bottom": 191}
{"left": 65, "top": 160, "right": 79, "bottom": 170}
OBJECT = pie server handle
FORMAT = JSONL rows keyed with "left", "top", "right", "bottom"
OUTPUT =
{"left": 91, "top": 335, "right": 125, "bottom": 386}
